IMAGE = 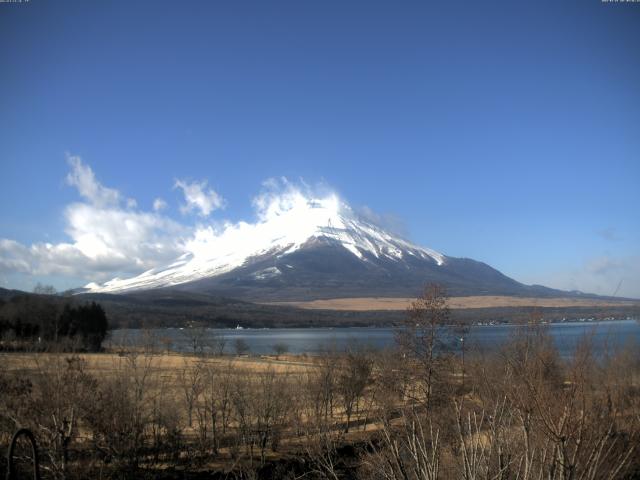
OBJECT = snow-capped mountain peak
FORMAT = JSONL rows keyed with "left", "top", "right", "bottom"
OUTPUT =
{"left": 84, "top": 193, "right": 444, "bottom": 293}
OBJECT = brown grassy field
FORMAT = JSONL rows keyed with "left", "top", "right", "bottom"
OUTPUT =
{"left": 0, "top": 350, "right": 383, "bottom": 475}
{"left": 266, "top": 295, "right": 640, "bottom": 311}
{"left": 0, "top": 351, "right": 317, "bottom": 376}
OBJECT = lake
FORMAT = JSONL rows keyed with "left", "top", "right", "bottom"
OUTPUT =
{"left": 107, "top": 319, "right": 640, "bottom": 358}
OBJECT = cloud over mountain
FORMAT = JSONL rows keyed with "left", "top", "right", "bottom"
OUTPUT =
{"left": 0, "top": 158, "right": 341, "bottom": 286}
{"left": 1, "top": 157, "right": 188, "bottom": 281}
{"left": 174, "top": 179, "right": 225, "bottom": 217}
{"left": 65, "top": 155, "right": 122, "bottom": 208}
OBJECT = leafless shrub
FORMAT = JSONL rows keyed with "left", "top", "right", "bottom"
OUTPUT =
{"left": 82, "top": 352, "right": 156, "bottom": 472}
{"left": 360, "top": 407, "right": 440, "bottom": 480}
{"left": 304, "top": 424, "right": 344, "bottom": 480}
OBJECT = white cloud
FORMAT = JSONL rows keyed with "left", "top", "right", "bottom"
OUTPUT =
{"left": 153, "top": 198, "right": 168, "bottom": 211}
{"left": 0, "top": 173, "right": 341, "bottom": 288}
{"left": 0, "top": 204, "right": 187, "bottom": 282}
{"left": 251, "top": 177, "right": 336, "bottom": 222}
{"left": 252, "top": 177, "right": 307, "bottom": 221}
{"left": 174, "top": 179, "right": 225, "bottom": 217}
{"left": 0, "top": 156, "right": 188, "bottom": 283}
{"left": 357, "top": 205, "right": 409, "bottom": 238}
{"left": 65, "top": 155, "right": 121, "bottom": 207}
{"left": 64, "top": 202, "right": 185, "bottom": 268}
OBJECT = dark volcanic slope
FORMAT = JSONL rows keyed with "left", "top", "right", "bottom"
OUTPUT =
{"left": 171, "top": 238, "right": 569, "bottom": 301}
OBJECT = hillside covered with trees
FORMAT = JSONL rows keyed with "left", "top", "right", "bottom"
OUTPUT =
{"left": 0, "top": 287, "right": 109, "bottom": 352}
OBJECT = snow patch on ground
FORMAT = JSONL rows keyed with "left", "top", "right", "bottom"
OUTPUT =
{"left": 252, "top": 267, "right": 281, "bottom": 280}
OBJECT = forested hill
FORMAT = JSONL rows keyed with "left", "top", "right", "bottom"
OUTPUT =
{"left": 0, "top": 289, "right": 108, "bottom": 351}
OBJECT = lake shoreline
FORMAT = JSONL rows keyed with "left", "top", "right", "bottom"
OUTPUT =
{"left": 106, "top": 319, "right": 640, "bottom": 358}
{"left": 108, "top": 315, "right": 639, "bottom": 331}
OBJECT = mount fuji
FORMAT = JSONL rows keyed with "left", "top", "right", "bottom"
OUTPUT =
{"left": 83, "top": 193, "right": 563, "bottom": 301}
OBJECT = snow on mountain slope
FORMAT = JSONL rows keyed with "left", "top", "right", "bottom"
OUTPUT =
{"left": 85, "top": 192, "right": 445, "bottom": 293}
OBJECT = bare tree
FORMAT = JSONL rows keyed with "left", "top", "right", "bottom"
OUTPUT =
{"left": 229, "top": 367, "right": 292, "bottom": 465}
{"left": 396, "top": 283, "right": 452, "bottom": 408}
{"left": 141, "top": 328, "right": 160, "bottom": 355}
{"left": 14, "top": 355, "right": 97, "bottom": 479}
{"left": 272, "top": 342, "right": 289, "bottom": 359}
{"left": 336, "top": 347, "right": 373, "bottom": 433}
{"left": 307, "top": 348, "right": 338, "bottom": 425}
{"left": 181, "top": 326, "right": 208, "bottom": 355}
{"left": 361, "top": 407, "right": 441, "bottom": 480}
{"left": 304, "top": 424, "right": 344, "bottom": 480}
{"left": 462, "top": 322, "right": 639, "bottom": 480}
{"left": 179, "top": 360, "right": 203, "bottom": 427}
{"left": 453, "top": 321, "right": 470, "bottom": 394}
{"left": 234, "top": 338, "right": 250, "bottom": 356}
{"left": 82, "top": 352, "right": 156, "bottom": 472}
{"left": 372, "top": 348, "right": 411, "bottom": 416}
{"left": 209, "top": 331, "right": 227, "bottom": 356}
{"left": 160, "top": 336, "right": 173, "bottom": 354}
{"left": 199, "top": 360, "right": 234, "bottom": 454}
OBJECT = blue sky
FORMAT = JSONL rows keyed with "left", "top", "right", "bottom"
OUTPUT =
{"left": 1, "top": 0, "right": 639, "bottom": 297}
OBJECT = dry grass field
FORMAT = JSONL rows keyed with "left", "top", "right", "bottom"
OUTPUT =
{"left": 0, "top": 350, "right": 386, "bottom": 477}
{"left": 0, "top": 351, "right": 317, "bottom": 375}
{"left": 267, "top": 295, "right": 640, "bottom": 311}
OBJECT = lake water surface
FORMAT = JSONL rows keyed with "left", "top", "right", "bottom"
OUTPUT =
{"left": 107, "top": 319, "right": 640, "bottom": 358}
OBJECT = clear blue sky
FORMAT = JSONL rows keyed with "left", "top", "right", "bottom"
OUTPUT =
{"left": 1, "top": 0, "right": 639, "bottom": 297}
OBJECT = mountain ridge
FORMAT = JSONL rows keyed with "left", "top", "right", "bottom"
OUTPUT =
{"left": 79, "top": 193, "right": 615, "bottom": 302}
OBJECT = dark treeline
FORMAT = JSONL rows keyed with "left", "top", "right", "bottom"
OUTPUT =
{"left": 0, "top": 290, "right": 109, "bottom": 352}
{"left": 80, "top": 291, "right": 640, "bottom": 329}
{"left": 2, "top": 286, "right": 638, "bottom": 330}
